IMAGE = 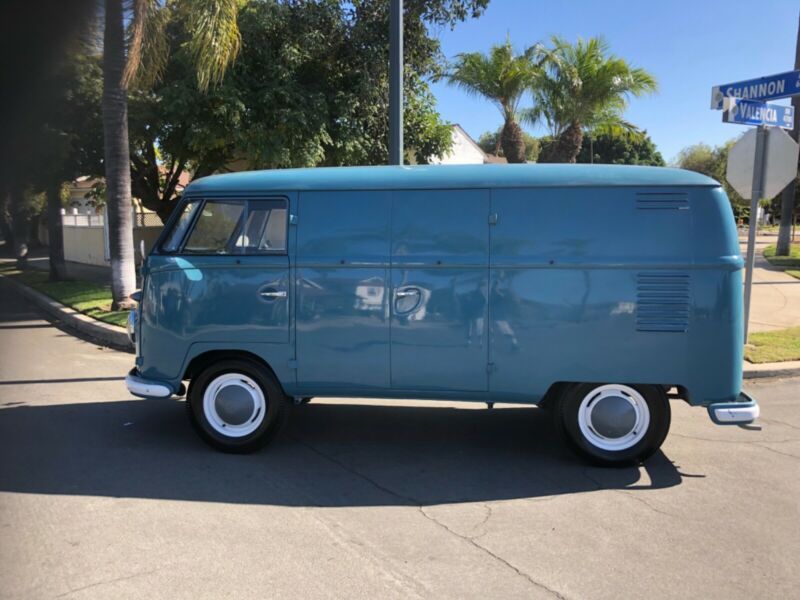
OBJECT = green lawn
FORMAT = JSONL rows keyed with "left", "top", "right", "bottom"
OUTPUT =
{"left": 745, "top": 327, "right": 800, "bottom": 364}
{"left": 786, "top": 270, "right": 800, "bottom": 280}
{"left": 763, "top": 244, "right": 800, "bottom": 269}
{"left": 0, "top": 264, "right": 129, "bottom": 327}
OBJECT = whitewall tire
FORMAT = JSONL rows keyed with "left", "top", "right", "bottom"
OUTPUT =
{"left": 556, "top": 383, "right": 670, "bottom": 466}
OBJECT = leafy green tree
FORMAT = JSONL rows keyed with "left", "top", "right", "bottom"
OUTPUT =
{"left": 0, "top": 0, "right": 98, "bottom": 266}
{"left": 527, "top": 36, "right": 657, "bottom": 163}
{"left": 676, "top": 141, "right": 747, "bottom": 217}
{"left": 38, "top": 47, "right": 105, "bottom": 279}
{"left": 0, "top": 26, "right": 103, "bottom": 274}
{"left": 128, "top": 0, "right": 483, "bottom": 220}
{"left": 574, "top": 130, "right": 664, "bottom": 166}
{"left": 478, "top": 128, "right": 540, "bottom": 162}
{"left": 448, "top": 39, "right": 547, "bottom": 163}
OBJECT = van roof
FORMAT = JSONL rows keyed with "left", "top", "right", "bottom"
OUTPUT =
{"left": 186, "top": 163, "right": 719, "bottom": 194}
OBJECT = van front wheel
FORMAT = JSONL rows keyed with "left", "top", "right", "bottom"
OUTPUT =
{"left": 187, "top": 359, "right": 287, "bottom": 453}
{"left": 555, "top": 383, "right": 670, "bottom": 466}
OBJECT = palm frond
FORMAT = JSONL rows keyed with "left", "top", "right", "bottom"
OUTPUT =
{"left": 123, "top": 0, "right": 169, "bottom": 89}
{"left": 183, "top": 0, "right": 242, "bottom": 92}
{"left": 448, "top": 39, "right": 544, "bottom": 121}
{"left": 529, "top": 35, "right": 657, "bottom": 134}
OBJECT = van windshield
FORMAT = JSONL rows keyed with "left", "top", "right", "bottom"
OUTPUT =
{"left": 162, "top": 200, "right": 200, "bottom": 252}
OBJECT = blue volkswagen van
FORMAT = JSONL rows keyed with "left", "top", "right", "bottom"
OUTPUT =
{"left": 125, "top": 164, "right": 758, "bottom": 465}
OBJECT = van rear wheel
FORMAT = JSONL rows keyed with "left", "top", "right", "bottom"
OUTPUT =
{"left": 555, "top": 383, "right": 670, "bottom": 467}
{"left": 187, "top": 359, "right": 288, "bottom": 453}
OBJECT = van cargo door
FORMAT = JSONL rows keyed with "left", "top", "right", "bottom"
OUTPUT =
{"left": 390, "top": 189, "right": 490, "bottom": 392}
{"left": 295, "top": 191, "right": 392, "bottom": 390}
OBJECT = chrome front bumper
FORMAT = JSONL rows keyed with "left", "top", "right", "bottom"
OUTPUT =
{"left": 707, "top": 391, "right": 760, "bottom": 425}
{"left": 125, "top": 368, "right": 172, "bottom": 399}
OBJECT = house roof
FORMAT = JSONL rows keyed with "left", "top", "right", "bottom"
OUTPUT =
{"left": 450, "top": 123, "right": 487, "bottom": 159}
{"left": 187, "top": 163, "right": 719, "bottom": 194}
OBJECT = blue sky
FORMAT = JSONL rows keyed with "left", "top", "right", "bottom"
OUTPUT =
{"left": 428, "top": 0, "right": 798, "bottom": 163}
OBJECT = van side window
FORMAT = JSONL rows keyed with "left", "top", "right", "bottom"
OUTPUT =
{"left": 235, "top": 201, "right": 287, "bottom": 254}
{"left": 183, "top": 201, "right": 245, "bottom": 254}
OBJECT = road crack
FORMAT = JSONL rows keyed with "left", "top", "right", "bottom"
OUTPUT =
{"left": 754, "top": 443, "right": 800, "bottom": 461}
{"left": 418, "top": 506, "right": 569, "bottom": 600}
{"left": 56, "top": 568, "right": 160, "bottom": 598}
{"left": 292, "top": 434, "right": 569, "bottom": 599}
{"left": 756, "top": 417, "right": 800, "bottom": 432}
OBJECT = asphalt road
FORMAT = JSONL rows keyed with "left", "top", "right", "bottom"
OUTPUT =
{"left": 0, "top": 282, "right": 798, "bottom": 599}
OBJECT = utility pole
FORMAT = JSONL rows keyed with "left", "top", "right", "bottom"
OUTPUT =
{"left": 389, "top": 0, "right": 403, "bottom": 165}
{"left": 776, "top": 11, "right": 800, "bottom": 255}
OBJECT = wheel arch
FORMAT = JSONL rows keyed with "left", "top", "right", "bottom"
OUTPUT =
{"left": 183, "top": 349, "right": 285, "bottom": 395}
{"left": 537, "top": 381, "right": 570, "bottom": 410}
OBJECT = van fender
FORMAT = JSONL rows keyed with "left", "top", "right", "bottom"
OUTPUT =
{"left": 179, "top": 342, "right": 295, "bottom": 397}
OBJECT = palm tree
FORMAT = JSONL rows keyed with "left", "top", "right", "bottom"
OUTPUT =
{"left": 448, "top": 40, "right": 546, "bottom": 163}
{"left": 101, "top": 0, "right": 242, "bottom": 309}
{"left": 103, "top": 0, "right": 137, "bottom": 309}
{"left": 526, "top": 36, "right": 657, "bottom": 164}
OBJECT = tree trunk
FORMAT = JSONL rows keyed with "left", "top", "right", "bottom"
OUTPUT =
{"left": 10, "top": 186, "right": 29, "bottom": 268}
{"left": 776, "top": 13, "right": 800, "bottom": 255}
{"left": 102, "top": 0, "right": 136, "bottom": 310}
{"left": 0, "top": 189, "right": 12, "bottom": 256}
{"left": 551, "top": 122, "right": 584, "bottom": 163}
{"left": 46, "top": 184, "right": 67, "bottom": 281}
{"left": 500, "top": 120, "right": 526, "bottom": 164}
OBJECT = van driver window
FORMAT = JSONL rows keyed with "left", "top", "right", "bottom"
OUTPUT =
{"left": 183, "top": 201, "right": 244, "bottom": 254}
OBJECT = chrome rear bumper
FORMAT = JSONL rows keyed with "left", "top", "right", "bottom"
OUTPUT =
{"left": 707, "top": 391, "right": 760, "bottom": 425}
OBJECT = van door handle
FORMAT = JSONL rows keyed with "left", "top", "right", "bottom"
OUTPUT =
{"left": 260, "top": 290, "right": 287, "bottom": 299}
{"left": 395, "top": 290, "right": 419, "bottom": 298}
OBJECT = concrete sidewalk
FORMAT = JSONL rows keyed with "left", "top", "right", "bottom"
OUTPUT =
{"left": 741, "top": 234, "right": 800, "bottom": 332}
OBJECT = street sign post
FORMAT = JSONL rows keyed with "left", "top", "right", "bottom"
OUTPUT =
{"left": 711, "top": 69, "right": 800, "bottom": 109}
{"left": 736, "top": 126, "right": 768, "bottom": 346}
{"left": 725, "top": 127, "right": 799, "bottom": 343}
{"left": 714, "top": 70, "right": 800, "bottom": 344}
{"left": 722, "top": 98, "right": 795, "bottom": 129}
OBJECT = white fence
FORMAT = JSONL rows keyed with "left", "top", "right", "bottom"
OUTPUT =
{"left": 61, "top": 208, "right": 163, "bottom": 267}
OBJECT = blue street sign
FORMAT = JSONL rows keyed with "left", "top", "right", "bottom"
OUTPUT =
{"left": 711, "top": 70, "right": 800, "bottom": 110}
{"left": 722, "top": 98, "right": 795, "bottom": 129}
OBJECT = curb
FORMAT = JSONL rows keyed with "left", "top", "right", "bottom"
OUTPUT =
{"left": 0, "top": 274, "right": 133, "bottom": 352}
{"left": 743, "top": 362, "right": 800, "bottom": 380}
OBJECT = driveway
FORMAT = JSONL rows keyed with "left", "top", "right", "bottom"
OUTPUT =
{"left": 0, "top": 282, "right": 798, "bottom": 599}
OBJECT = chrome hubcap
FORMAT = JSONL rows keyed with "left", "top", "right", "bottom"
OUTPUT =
{"left": 202, "top": 373, "right": 266, "bottom": 438}
{"left": 577, "top": 385, "right": 650, "bottom": 451}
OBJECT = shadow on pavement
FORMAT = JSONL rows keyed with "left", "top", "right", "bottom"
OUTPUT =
{"left": 0, "top": 398, "right": 686, "bottom": 507}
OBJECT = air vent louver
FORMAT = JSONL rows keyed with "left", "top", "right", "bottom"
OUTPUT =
{"left": 636, "top": 193, "right": 689, "bottom": 210}
{"left": 636, "top": 272, "right": 690, "bottom": 332}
